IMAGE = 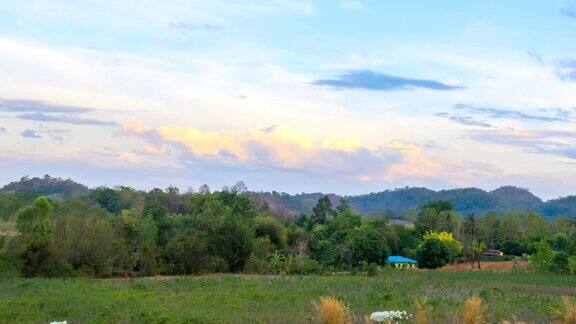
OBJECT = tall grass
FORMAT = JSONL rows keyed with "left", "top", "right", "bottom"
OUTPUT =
{"left": 462, "top": 295, "right": 484, "bottom": 324}
{"left": 553, "top": 295, "right": 576, "bottom": 324}
{"left": 314, "top": 296, "right": 351, "bottom": 324}
{"left": 501, "top": 316, "right": 526, "bottom": 324}
{"left": 414, "top": 297, "right": 431, "bottom": 324}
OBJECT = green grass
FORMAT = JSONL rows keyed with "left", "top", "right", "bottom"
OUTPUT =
{"left": 1, "top": 271, "right": 575, "bottom": 323}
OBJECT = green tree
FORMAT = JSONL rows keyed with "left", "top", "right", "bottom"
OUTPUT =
{"left": 50, "top": 201, "right": 117, "bottom": 277}
{"left": 119, "top": 210, "right": 158, "bottom": 276}
{"left": 415, "top": 201, "right": 459, "bottom": 235}
{"left": 346, "top": 227, "right": 390, "bottom": 265}
{"left": 167, "top": 228, "right": 208, "bottom": 274}
{"left": 422, "top": 200, "right": 454, "bottom": 213}
{"left": 15, "top": 197, "right": 53, "bottom": 277}
{"left": 416, "top": 238, "right": 450, "bottom": 269}
{"left": 328, "top": 208, "right": 361, "bottom": 233}
{"left": 214, "top": 218, "right": 254, "bottom": 272}
{"left": 501, "top": 240, "right": 526, "bottom": 256}
{"left": 529, "top": 239, "right": 554, "bottom": 272}
{"left": 337, "top": 198, "right": 352, "bottom": 214}
{"left": 253, "top": 215, "right": 287, "bottom": 251}
{"left": 551, "top": 252, "right": 570, "bottom": 274}
{"left": 311, "top": 195, "right": 334, "bottom": 225}
{"left": 549, "top": 233, "right": 569, "bottom": 252}
{"left": 90, "top": 187, "right": 123, "bottom": 214}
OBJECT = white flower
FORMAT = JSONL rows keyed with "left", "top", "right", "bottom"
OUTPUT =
{"left": 370, "top": 310, "right": 412, "bottom": 322}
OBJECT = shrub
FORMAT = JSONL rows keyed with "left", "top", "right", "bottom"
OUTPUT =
{"left": 168, "top": 229, "right": 208, "bottom": 274}
{"left": 15, "top": 197, "right": 53, "bottom": 277}
{"left": 413, "top": 297, "right": 431, "bottom": 324}
{"left": 553, "top": 296, "right": 576, "bottom": 324}
{"left": 502, "top": 240, "right": 527, "bottom": 256}
{"left": 462, "top": 296, "right": 484, "bottom": 324}
{"left": 551, "top": 252, "right": 570, "bottom": 274}
{"left": 253, "top": 216, "right": 287, "bottom": 250}
{"left": 550, "top": 233, "right": 569, "bottom": 252}
{"left": 568, "top": 257, "right": 576, "bottom": 275}
{"left": 290, "top": 254, "right": 323, "bottom": 274}
{"left": 205, "top": 255, "right": 229, "bottom": 273}
{"left": 347, "top": 228, "right": 390, "bottom": 265}
{"left": 313, "top": 296, "right": 351, "bottom": 324}
{"left": 529, "top": 239, "right": 554, "bottom": 272}
{"left": 417, "top": 238, "right": 450, "bottom": 269}
{"left": 422, "top": 231, "right": 463, "bottom": 262}
{"left": 214, "top": 218, "right": 254, "bottom": 272}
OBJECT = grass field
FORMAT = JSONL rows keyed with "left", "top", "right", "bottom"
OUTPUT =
{"left": 1, "top": 270, "right": 575, "bottom": 323}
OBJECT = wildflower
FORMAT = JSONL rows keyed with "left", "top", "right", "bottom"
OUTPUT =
{"left": 370, "top": 310, "right": 412, "bottom": 322}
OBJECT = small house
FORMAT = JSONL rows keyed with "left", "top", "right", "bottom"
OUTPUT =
{"left": 483, "top": 249, "right": 503, "bottom": 256}
{"left": 385, "top": 255, "right": 418, "bottom": 269}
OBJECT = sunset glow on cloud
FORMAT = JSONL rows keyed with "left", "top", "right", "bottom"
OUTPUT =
{"left": 1, "top": 0, "right": 576, "bottom": 198}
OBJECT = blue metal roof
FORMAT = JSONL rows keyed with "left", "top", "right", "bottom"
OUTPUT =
{"left": 386, "top": 256, "right": 417, "bottom": 264}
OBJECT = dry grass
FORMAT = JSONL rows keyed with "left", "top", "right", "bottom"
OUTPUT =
{"left": 501, "top": 316, "right": 527, "bottom": 324}
{"left": 313, "top": 296, "right": 351, "bottom": 324}
{"left": 462, "top": 295, "right": 485, "bottom": 324}
{"left": 441, "top": 261, "right": 529, "bottom": 272}
{"left": 414, "top": 297, "right": 431, "bottom": 324}
{"left": 553, "top": 296, "right": 576, "bottom": 324}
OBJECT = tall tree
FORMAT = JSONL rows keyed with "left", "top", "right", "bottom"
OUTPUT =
{"left": 311, "top": 195, "right": 334, "bottom": 225}
{"left": 463, "top": 214, "right": 482, "bottom": 270}
{"left": 16, "top": 197, "right": 53, "bottom": 276}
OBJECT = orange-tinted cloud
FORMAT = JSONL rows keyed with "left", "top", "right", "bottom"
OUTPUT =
{"left": 121, "top": 121, "right": 499, "bottom": 184}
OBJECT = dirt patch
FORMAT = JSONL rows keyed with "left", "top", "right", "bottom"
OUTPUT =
{"left": 441, "top": 261, "right": 528, "bottom": 272}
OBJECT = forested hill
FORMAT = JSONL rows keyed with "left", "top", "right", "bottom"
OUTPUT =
{"left": 250, "top": 186, "right": 576, "bottom": 219}
{"left": 1, "top": 175, "right": 575, "bottom": 219}
{"left": 1, "top": 175, "right": 89, "bottom": 198}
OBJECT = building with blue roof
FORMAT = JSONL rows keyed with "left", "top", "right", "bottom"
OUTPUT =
{"left": 386, "top": 256, "right": 418, "bottom": 269}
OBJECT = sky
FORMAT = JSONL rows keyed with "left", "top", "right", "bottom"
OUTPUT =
{"left": 1, "top": 0, "right": 576, "bottom": 199}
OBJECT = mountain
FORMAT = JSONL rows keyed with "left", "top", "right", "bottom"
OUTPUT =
{"left": 1, "top": 175, "right": 574, "bottom": 219}
{"left": 538, "top": 196, "right": 576, "bottom": 219}
{"left": 1, "top": 175, "right": 89, "bottom": 198}
{"left": 252, "top": 186, "right": 573, "bottom": 219}
{"left": 489, "top": 186, "right": 543, "bottom": 210}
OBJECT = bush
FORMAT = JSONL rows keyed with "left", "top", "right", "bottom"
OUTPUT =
{"left": 285, "top": 254, "right": 322, "bottom": 274}
{"left": 550, "top": 233, "right": 569, "bottom": 252}
{"left": 501, "top": 240, "right": 527, "bottom": 256}
{"left": 551, "top": 252, "right": 570, "bottom": 274}
{"left": 253, "top": 216, "right": 287, "bottom": 250}
{"left": 214, "top": 218, "right": 254, "bottom": 272}
{"left": 244, "top": 256, "right": 272, "bottom": 274}
{"left": 205, "top": 256, "right": 229, "bottom": 273}
{"left": 529, "top": 239, "right": 554, "bottom": 272}
{"left": 0, "top": 252, "right": 20, "bottom": 279}
{"left": 422, "top": 231, "right": 462, "bottom": 262}
{"left": 417, "top": 238, "right": 450, "bottom": 269}
{"left": 347, "top": 228, "right": 390, "bottom": 265}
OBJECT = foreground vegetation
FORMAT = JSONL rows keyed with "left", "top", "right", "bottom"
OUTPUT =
{"left": 1, "top": 271, "right": 575, "bottom": 323}
{"left": 2, "top": 176, "right": 576, "bottom": 322}
{"left": 2, "top": 176, "right": 576, "bottom": 279}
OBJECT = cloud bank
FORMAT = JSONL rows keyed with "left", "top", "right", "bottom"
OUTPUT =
{"left": 313, "top": 70, "right": 462, "bottom": 91}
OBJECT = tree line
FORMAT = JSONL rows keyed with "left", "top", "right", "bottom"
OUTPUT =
{"left": 1, "top": 182, "right": 576, "bottom": 278}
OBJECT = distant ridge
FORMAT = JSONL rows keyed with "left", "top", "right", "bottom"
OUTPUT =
{"left": 1, "top": 175, "right": 575, "bottom": 219}
{"left": 1, "top": 175, "right": 89, "bottom": 198}
{"left": 250, "top": 186, "right": 575, "bottom": 220}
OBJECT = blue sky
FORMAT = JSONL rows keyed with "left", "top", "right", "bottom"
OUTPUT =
{"left": 1, "top": 0, "right": 576, "bottom": 199}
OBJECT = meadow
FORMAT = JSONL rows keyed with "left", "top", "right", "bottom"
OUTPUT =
{"left": 1, "top": 270, "right": 575, "bottom": 323}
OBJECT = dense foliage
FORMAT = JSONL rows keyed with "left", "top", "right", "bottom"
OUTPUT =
{"left": 1, "top": 176, "right": 576, "bottom": 277}
{"left": 251, "top": 186, "right": 576, "bottom": 219}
